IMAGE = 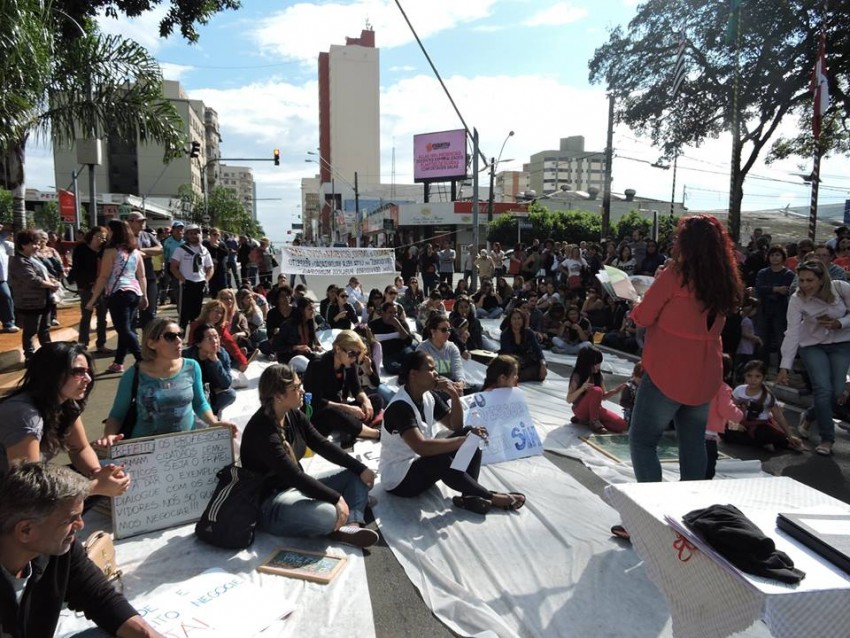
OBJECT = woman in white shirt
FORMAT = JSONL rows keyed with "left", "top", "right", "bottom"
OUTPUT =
{"left": 611, "top": 245, "right": 636, "bottom": 276}
{"left": 777, "top": 260, "right": 850, "bottom": 455}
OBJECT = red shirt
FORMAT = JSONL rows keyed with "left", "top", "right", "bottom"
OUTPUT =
{"left": 632, "top": 266, "right": 725, "bottom": 406}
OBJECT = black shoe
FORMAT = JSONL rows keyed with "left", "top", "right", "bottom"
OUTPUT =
{"left": 452, "top": 495, "right": 491, "bottom": 515}
{"left": 328, "top": 526, "right": 379, "bottom": 548}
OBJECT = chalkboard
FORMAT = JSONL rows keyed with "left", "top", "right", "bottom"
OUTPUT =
{"left": 108, "top": 427, "right": 234, "bottom": 539}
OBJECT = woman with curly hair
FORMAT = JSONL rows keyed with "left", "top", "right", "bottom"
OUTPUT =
{"left": 629, "top": 215, "right": 743, "bottom": 482}
{"left": 0, "top": 342, "right": 130, "bottom": 496}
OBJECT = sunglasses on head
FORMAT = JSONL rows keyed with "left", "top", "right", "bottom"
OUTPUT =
{"left": 161, "top": 331, "right": 182, "bottom": 342}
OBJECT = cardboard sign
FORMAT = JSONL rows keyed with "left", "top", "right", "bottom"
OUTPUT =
{"left": 108, "top": 428, "right": 233, "bottom": 539}
{"left": 461, "top": 387, "right": 543, "bottom": 465}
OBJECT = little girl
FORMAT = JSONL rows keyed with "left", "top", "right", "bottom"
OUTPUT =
{"left": 724, "top": 360, "right": 803, "bottom": 451}
{"left": 567, "top": 345, "right": 628, "bottom": 433}
{"left": 705, "top": 354, "right": 744, "bottom": 479}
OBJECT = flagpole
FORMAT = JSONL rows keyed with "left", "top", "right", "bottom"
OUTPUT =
{"left": 670, "top": 153, "right": 678, "bottom": 217}
{"left": 809, "top": 152, "right": 821, "bottom": 241}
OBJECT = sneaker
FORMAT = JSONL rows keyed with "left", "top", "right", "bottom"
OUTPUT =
{"left": 50, "top": 319, "right": 60, "bottom": 326}
{"left": 328, "top": 526, "right": 379, "bottom": 549}
{"left": 2, "top": 325, "right": 19, "bottom": 333}
{"left": 105, "top": 363, "right": 124, "bottom": 374}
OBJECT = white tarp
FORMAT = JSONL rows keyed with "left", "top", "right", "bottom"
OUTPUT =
{"left": 278, "top": 247, "right": 396, "bottom": 275}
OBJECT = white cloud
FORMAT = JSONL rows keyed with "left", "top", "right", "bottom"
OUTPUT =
{"left": 523, "top": 2, "right": 588, "bottom": 27}
{"left": 95, "top": 6, "right": 170, "bottom": 53}
{"left": 159, "top": 63, "right": 195, "bottom": 82}
{"left": 389, "top": 65, "right": 416, "bottom": 72}
{"left": 253, "top": 0, "right": 497, "bottom": 64}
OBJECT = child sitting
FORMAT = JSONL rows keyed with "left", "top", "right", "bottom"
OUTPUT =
{"left": 619, "top": 361, "right": 644, "bottom": 426}
{"left": 724, "top": 360, "right": 803, "bottom": 451}
{"left": 735, "top": 297, "right": 762, "bottom": 382}
{"left": 705, "top": 354, "right": 744, "bottom": 479}
{"left": 566, "top": 346, "right": 628, "bottom": 433}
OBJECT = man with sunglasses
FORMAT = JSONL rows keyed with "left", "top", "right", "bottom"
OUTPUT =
{"left": 170, "top": 224, "right": 214, "bottom": 330}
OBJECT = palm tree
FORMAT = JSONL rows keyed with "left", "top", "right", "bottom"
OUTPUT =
{"left": 0, "top": 0, "right": 184, "bottom": 229}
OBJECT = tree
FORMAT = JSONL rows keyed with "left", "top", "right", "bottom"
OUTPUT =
{"left": 589, "top": 0, "right": 836, "bottom": 243}
{"left": 34, "top": 201, "right": 61, "bottom": 232}
{"left": 1, "top": 1, "right": 184, "bottom": 230}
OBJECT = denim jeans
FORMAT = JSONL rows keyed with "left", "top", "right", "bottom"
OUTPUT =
{"left": 799, "top": 341, "right": 850, "bottom": 444}
{"left": 629, "top": 373, "right": 709, "bottom": 482}
{"left": 17, "top": 309, "right": 50, "bottom": 359}
{"left": 107, "top": 290, "right": 141, "bottom": 365}
{"left": 475, "top": 306, "right": 502, "bottom": 319}
{"left": 210, "top": 388, "right": 237, "bottom": 417}
{"left": 259, "top": 468, "right": 369, "bottom": 537}
{"left": 551, "top": 337, "right": 592, "bottom": 354}
{"left": 78, "top": 287, "right": 108, "bottom": 348}
{"left": 0, "top": 281, "right": 15, "bottom": 328}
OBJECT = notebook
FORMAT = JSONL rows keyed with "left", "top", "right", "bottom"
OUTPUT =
{"left": 776, "top": 512, "right": 850, "bottom": 575}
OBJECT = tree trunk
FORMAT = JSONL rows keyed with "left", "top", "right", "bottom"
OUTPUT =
{"left": 5, "top": 138, "right": 28, "bottom": 231}
{"left": 726, "top": 130, "right": 744, "bottom": 245}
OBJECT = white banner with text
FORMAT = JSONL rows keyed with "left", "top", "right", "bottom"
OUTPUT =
{"left": 279, "top": 246, "right": 396, "bottom": 275}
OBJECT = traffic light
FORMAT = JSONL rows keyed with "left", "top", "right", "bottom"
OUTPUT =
{"left": 273, "top": 149, "right": 280, "bottom": 166}
{"left": 189, "top": 141, "right": 201, "bottom": 158}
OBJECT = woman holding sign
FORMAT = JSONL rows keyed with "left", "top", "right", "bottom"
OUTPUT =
{"left": 100, "top": 317, "right": 238, "bottom": 442}
{"left": 380, "top": 351, "right": 526, "bottom": 515}
{"left": 241, "top": 364, "right": 379, "bottom": 549}
{"left": 0, "top": 342, "right": 130, "bottom": 497}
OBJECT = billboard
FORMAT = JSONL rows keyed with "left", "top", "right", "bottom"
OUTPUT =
{"left": 413, "top": 129, "right": 468, "bottom": 183}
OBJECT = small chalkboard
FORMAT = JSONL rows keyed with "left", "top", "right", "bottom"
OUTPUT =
{"left": 257, "top": 547, "right": 347, "bottom": 584}
{"left": 108, "top": 427, "right": 234, "bottom": 539}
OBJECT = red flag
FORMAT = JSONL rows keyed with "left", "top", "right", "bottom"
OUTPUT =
{"left": 811, "top": 32, "right": 829, "bottom": 140}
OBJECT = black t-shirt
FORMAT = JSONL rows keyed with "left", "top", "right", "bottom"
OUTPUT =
{"left": 383, "top": 392, "right": 450, "bottom": 436}
{"left": 368, "top": 317, "right": 412, "bottom": 358}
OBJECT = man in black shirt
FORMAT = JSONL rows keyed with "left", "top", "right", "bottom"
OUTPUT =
{"left": 0, "top": 463, "right": 162, "bottom": 638}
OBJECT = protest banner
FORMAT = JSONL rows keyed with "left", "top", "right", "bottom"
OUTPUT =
{"left": 108, "top": 428, "right": 233, "bottom": 539}
{"left": 461, "top": 387, "right": 543, "bottom": 465}
{"left": 278, "top": 246, "right": 396, "bottom": 275}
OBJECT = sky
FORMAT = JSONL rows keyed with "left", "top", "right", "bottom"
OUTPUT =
{"left": 23, "top": 0, "right": 850, "bottom": 243}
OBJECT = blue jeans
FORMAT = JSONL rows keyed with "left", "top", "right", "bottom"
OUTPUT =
{"left": 629, "top": 373, "right": 709, "bottom": 482}
{"left": 259, "top": 468, "right": 369, "bottom": 538}
{"left": 0, "top": 281, "right": 15, "bottom": 328}
{"left": 107, "top": 291, "right": 141, "bottom": 365}
{"left": 78, "top": 287, "right": 108, "bottom": 348}
{"left": 210, "top": 387, "right": 237, "bottom": 417}
{"left": 475, "top": 307, "right": 502, "bottom": 319}
{"left": 551, "top": 337, "right": 592, "bottom": 354}
{"left": 799, "top": 341, "right": 850, "bottom": 444}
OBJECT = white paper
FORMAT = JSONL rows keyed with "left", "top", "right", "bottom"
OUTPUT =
{"left": 450, "top": 433, "right": 483, "bottom": 472}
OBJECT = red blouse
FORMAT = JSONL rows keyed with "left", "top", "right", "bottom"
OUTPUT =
{"left": 631, "top": 266, "right": 725, "bottom": 406}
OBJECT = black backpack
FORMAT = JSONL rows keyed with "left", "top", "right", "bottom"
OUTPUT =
{"left": 195, "top": 464, "right": 266, "bottom": 549}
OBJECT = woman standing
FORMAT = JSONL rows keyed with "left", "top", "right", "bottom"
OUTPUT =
{"left": 9, "top": 230, "right": 60, "bottom": 362}
{"left": 398, "top": 245, "right": 419, "bottom": 283}
{"left": 71, "top": 227, "right": 111, "bottom": 354}
{"left": 303, "top": 330, "right": 382, "bottom": 447}
{"left": 101, "top": 318, "right": 237, "bottom": 440}
{"left": 35, "top": 230, "right": 64, "bottom": 326}
{"left": 0, "top": 342, "right": 129, "bottom": 497}
{"left": 86, "top": 220, "right": 147, "bottom": 375}
{"left": 419, "top": 243, "right": 440, "bottom": 295}
{"left": 499, "top": 308, "right": 547, "bottom": 382}
{"left": 204, "top": 227, "right": 230, "bottom": 299}
{"left": 629, "top": 215, "right": 742, "bottom": 481}
{"left": 777, "top": 260, "right": 850, "bottom": 455}
{"left": 754, "top": 245, "right": 793, "bottom": 373}
{"left": 241, "top": 364, "right": 378, "bottom": 548}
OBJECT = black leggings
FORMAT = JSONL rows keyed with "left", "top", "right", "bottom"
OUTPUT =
{"left": 388, "top": 431, "right": 490, "bottom": 499}
{"left": 312, "top": 395, "right": 383, "bottom": 447}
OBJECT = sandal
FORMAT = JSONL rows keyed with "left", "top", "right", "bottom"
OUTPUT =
{"left": 611, "top": 524, "right": 631, "bottom": 540}
{"left": 452, "top": 495, "right": 491, "bottom": 515}
{"left": 490, "top": 491, "right": 527, "bottom": 511}
{"left": 815, "top": 442, "right": 834, "bottom": 456}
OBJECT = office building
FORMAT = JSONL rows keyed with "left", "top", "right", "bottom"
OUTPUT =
{"left": 527, "top": 136, "right": 606, "bottom": 196}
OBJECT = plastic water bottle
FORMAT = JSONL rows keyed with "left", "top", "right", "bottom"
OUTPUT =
{"left": 467, "top": 408, "right": 487, "bottom": 450}
{"left": 303, "top": 392, "right": 314, "bottom": 457}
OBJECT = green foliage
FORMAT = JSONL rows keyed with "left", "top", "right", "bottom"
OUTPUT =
{"left": 487, "top": 205, "right": 602, "bottom": 245}
{"left": 0, "top": 189, "right": 12, "bottom": 225}
{"left": 588, "top": 0, "right": 838, "bottom": 242}
{"left": 181, "top": 184, "right": 264, "bottom": 237}
{"left": 612, "top": 212, "right": 653, "bottom": 241}
{"left": 33, "top": 201, "right": 61, "bottom": 232}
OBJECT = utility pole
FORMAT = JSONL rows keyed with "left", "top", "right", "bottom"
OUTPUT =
{"left": 471, "top": 128, "right": 480, "bottom": 292}
{"left": 601, "top": 94, "right": 615, "bottom": 239}
{"left": 354, "top": 171, "right": 361, "bottom": 247}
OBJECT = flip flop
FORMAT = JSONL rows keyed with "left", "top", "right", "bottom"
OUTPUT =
{"left": 611, "top": 524, "right": 631, "bottom": 540}
{"left": 452, "top": 495, "right": 491, "bottom": 515}
{"left": 490, "top": 491, "right": 527, "bottom": 511}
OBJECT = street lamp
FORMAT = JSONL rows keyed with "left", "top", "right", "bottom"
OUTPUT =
{"left": 488, "top": 130, "right": 515, "bottom": 224}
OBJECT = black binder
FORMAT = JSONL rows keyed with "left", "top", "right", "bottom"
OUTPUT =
{"left": 777, "top": 512, "right": 850, "bottom": 575}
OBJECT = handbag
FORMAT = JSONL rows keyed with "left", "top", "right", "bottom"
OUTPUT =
{"left": 195, "top": 464, "right": 266, "bottom": 549}
{"left": 84, "top": 531, "right": 123, "bottom": 592}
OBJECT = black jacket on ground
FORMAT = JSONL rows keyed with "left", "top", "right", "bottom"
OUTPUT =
{"left": 0, "top": 539, "right": 137, "bottom": 638}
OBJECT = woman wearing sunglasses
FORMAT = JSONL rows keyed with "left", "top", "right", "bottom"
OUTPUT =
{"left": 326, "top": 288, "right": 358, "bottom": 330}
{"left": 100, "top": 317, "right": 238, "bottom": 441}
{"left": 303, "top": 330, "right": 383, "bottom": 447}
{"left": 416, "top": 312, "right": 467, "bottom": 393}
{"left": 0, "top": 342, "right": 130, "bottom": 497}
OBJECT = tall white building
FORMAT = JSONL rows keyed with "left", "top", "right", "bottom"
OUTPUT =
{"left": 219, "top": 164, "right": 254, "bottom": 218}
{"left": 528, "top": 136, "right": 606, "bottom": 197}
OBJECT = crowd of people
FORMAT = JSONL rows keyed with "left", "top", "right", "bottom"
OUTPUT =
{"left": 4, "top": 213, "right": 850, "bottom": 635}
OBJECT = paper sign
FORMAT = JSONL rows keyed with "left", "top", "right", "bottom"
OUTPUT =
{"left": 450, "top": 433, "right": 483, "bottom": 472}
{"left": 461, "top": 388, "right": 543, "bottom": 465}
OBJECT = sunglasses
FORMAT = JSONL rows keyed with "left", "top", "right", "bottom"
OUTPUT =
{"left": 346, "top": 350, "right": 360, "bottom": 359}
{"left": 339, "top": 294, "right": 349, "bottom": 298}
{"left": 387, "top": 291, "right": 398, "bottom": 295}
{"left": 161, "top": 331, "right": 182, "bottom": 343}
{"left": 70, "top": 366, "right": 92, "bottom": 378}
{"left": 436, "top": 327, "right": 450, "bottom": 333}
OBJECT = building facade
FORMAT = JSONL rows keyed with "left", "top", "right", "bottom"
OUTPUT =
{"left": 219, "top": 164, "right": 254, "bottom": 219}
{"left": 527, "top": 136, "right": 606, "bottom": 197}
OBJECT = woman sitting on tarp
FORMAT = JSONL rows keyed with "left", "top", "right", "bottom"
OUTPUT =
{"left": 241, "top": 363, "right": 379, "bottom": 548}
{"left": 481, "top": 354, "right": 520, "bottom": 391}
{"left": 566, "top": 345, "right": 628, "bottom": 434}
{"left": 183, "top": 323, "right": 237, "bottom": 418}
{"left": 302, "top": 330, "right": 382, "bottom": 447}
{"left": 499, "top": 308, "right": 547, "bottom": 382}
{"left": 379, "top": 351, "right": 526, "bottom": 515}
{"left": 273, "top": 296, "right": 323, "bottom": 369}
{"left": 0, "top": 342, "right": 129, "bottom": 497}
{"left": 100, "top": 317, "right": 237, "bottom": 441}
{"left": 416, "top": 312, "right": 471, "bottom": 393}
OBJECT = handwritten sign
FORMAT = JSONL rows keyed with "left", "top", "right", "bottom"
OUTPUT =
{"left": 461, "top": 387, "right": 543, "bottom": 465}
{"left": 278, "top": 246, "right": 396, "bottom": 275}
{"left": 134, "top": 568, "right": 291, "bottom": 637}
{"left": 109, "top": 428, "right": 234, "bottom": 539}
